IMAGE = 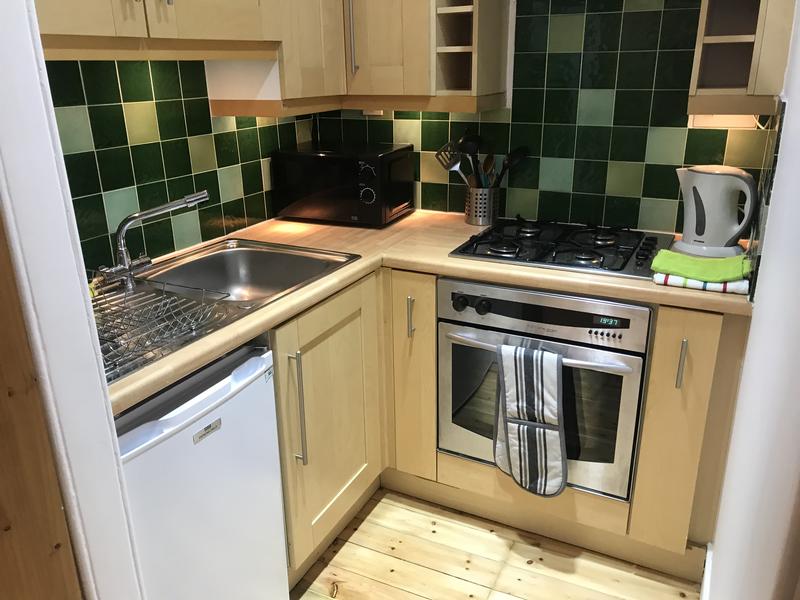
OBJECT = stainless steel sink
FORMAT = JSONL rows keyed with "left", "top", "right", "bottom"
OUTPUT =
{"left": 142, "top": 239, "right": 360, "bottom": 306}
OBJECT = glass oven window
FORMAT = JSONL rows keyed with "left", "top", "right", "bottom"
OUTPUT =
{"left": 450, "top": 344, "right": 624, "bottom": 463}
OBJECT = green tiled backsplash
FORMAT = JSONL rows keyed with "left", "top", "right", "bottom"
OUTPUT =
{"left": 47, "top": 59, "right": 312, "bottom": 274}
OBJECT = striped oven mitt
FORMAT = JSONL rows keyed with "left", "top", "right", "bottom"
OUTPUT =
{"left": 494, "top": 345, "right": 567, "bottom": 497}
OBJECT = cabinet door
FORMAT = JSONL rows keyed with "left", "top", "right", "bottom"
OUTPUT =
{"left": 278, "top": 0, "right": 347, "bottom": 99}
{"left": 628, "top": 307, "right": 723, "bottom": 553}
{"left": 391, "top": 270, "right": 437, "bottom": 480}
{"left": 36, "top": 0, "right": 146, "bottom": 37}
{"left": 145, "top": 0, "right": 264, "bottom": 40}
{"left": 273, "top": 274, "right": 381, "bottom": 568}
{"left": 345, "top": 0, "right": 431, "bottom": 95}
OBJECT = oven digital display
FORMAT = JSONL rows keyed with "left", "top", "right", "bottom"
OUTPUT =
{"left": 593, "top": 316, "right": 629, "bottom": 329}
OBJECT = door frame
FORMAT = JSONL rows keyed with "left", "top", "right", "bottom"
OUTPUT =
{"left": 0, "top": 1, "right": 142, "bottom": 598}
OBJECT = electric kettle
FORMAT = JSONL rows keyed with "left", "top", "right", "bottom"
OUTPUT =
{"left": 674, "top": 165, "right": 757, "bottom": 257}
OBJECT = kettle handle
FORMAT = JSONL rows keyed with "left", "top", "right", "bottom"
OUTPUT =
{"left": 728, "top": 173, "right": 758, "bottom": 245}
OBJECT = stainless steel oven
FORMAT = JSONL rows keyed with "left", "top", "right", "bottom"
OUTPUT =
{"left": 437, "top": 279, "right": 652, "bottom": 500}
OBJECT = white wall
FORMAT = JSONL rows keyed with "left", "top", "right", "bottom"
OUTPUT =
{"left": 708, "top": 7, "right": 800, "bottom": 599}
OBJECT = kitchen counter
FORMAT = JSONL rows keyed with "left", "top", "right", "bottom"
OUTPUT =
{"left": 108, "top": 211, "right": 751, "bottom": 414}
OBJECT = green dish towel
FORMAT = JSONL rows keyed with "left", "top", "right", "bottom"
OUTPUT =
{"left": 651, "top": 250, "right": 751, "bottom": 283}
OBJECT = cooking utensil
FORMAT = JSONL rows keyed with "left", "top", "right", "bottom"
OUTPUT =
{"left": 459, "top": 134, "right": 484, "bottom": 187}
{"left": 483, "top": 152, "right": 496, "bottom": 187}
{"left": 435, "top": 141, "right": 471, "bottom": 186}
{"left": 494, "top": 146, "right": 528, "bottom": 188}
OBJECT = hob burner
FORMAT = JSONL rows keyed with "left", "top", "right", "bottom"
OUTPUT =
{"left": 574, "top": 251, "right": 603, "bottom": 265}
{"left": 592, "top": 232, "right": 617, "bottom": 247}
{"left": 488, "top": 241, "right": 520, "bottom": 257}
{"left": 517, "top": 222, "right": 541, "bottom": 238}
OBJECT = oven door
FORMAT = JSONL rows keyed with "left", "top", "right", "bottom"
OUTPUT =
{"left": 438, "top": 322, "right": 644, "bottom": 499}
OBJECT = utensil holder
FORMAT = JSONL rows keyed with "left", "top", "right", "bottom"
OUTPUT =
{"left": 465, "top": 187, "right": 499, "bottom": 226}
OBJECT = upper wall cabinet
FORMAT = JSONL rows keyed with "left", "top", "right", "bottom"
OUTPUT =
{"left": 144, "top": 0, "right": 264, "bottom": 41}
{"left": 689, "top": 0, "right": 795, "bottom": 114}
{"left": 36, "top": 0, "right": 147, "bottom": 37}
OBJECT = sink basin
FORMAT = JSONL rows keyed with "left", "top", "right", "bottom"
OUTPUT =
{"left": 142, "top": 239, "right": 360, "bottom": 305}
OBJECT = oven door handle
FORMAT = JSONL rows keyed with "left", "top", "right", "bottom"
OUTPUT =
{"left": 445, "top": 332, "right": 634, "bottom": 376}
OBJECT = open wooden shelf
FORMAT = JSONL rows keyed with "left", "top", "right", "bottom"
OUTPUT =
{"left": 437, "top": 45, "right": 473, "bottom": 53}
{"left": 703, "top": 34, "right": 757, "bottom": 44}
{"left": 437, "top": 5, "right": 474, "bottom": 14}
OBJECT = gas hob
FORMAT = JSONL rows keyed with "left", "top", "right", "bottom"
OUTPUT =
{"left": 451, "top": 217, "right": 675, "bottom": 279}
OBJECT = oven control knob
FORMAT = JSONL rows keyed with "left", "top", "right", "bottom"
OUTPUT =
{"left": 475, "top": 299, "right": 492, "bottom": 316}
{"left": 358, "top": 161, "right": 377, "bottom": 180}
{"left": 452, "top": 295, "right": 470, "bottom": 312}
{"left": 360, "top": 186, "right": 376, "bottom": 204}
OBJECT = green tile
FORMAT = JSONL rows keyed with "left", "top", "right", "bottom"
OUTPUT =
{"left": 131, "top": 142, "right": 164, "bottom": 184}
{"left": 118, "top": 62, "right": 153, "bottom": 102}
{"left": 650, "top": 91, "right": 688, "bottom": 127}
{"left": 724, "top": 130, "right": 769, "bottom": 168}
{"left": 450, "top": 122, "right": 478, "bottom": 145}
{"left": 241, "top": 161, "right": 263, "bottom": 195}
{"left": 613, "top": 90, "right": 652, "bottom": 126}
{"left": 508, "top": 157, "right": 540, "bottom": 189}
{"left": 638, "top": 197, "right": 678, "bottom": 231}
{"left": 341, "top": 120, "right": 366, "bottom": 145}
{"left": 479, "top": 122, "right": 510, "bottom": 154}
{"left": 645, "top": 127, "right": 687, "bottom": 164}
{"left": 421, "top": 183, "right": 448, "bottom": 211}
{"left": 542, "top": 124, "right": 576, "bottom": 158}
{"left": 88, "top": 104, "right": 128, "bottom": 149}
{"left": 505, "top": 188, "right": 539, "bottom": 219}
{"left": 604, "top": 195, "right": 640, "bottom": 227}
{"left": 548, "top": 15, "right": 585, "bottom": 53}
{"left": 214, "top": 131, "right": 239, "bottom": 168}
{"left": 654, "top": 51, "right": 693, "bottom": 90}
{"left": 259, "top": 125, "right": 279, "bottom": 157}
{"left": 517, "top": 0, "right": 550, "bottom": 14}
{"left": 573, "top": 160, "right": 608, "bottom": 193}
{"left": 123, "top": 102, "right": 159, "bottom": 145}
{"left": 583, "top": 12, "right": 621, "bottom": 51}
{"left": 244, "top": 192, "right": 267, "bottom": 225}
{"left": 552, "top": 0, "right": 587, "bottom": 13}
{"left": 684, "top": 129, "right": 727, "bottom": 164}
{"left": 318, "top": 118, "right": 344, "bottom": 145}
{"left": 137, "top": 180, "right": 168, "bottom": 212}
{"left": 64, "top": 152, "right": 101, "bottom": 197}
{"left": 620, "top": 11, "right": 661, "bottom": 50}
{"left": 113, "top": 225, "right": 144, "bottom": 259}
{"left": 166, "top": 175, "right": 195, "bottom": 202}
{"left": 172, "top": 210, "right": 202, "bottom": 249}
{"left": 80, "top": 61, "right": 120, "bottom": 105}
{"left": 161, "top": 139, "right": 192, "bottom": 178}
{"left": 150, "top": 61, "right": 181, "bottom": 100}
{"left": 188, "top": 135, "right": 216, "bottom": 173}
{"left": 199, "top": 204, "right": 225, "bottom": 241}
{"left": 659, "top": 9, "right": 699, "bottom": 50}
{"left": 368, "top": 119, "right": 394, "bottom": 144}
{"left": 394, "top": 111, "right": 421, "bottom": 119}
{"left": 103, "top": 186, "right": 139, "bottom": 230}
{"left": 184, "top": 99, "right": 212, "bottom": 136}
{"left": 422, "top": 112, "right": 449, "bottom": 120}
{"left": 421, "top": 121, "right": 449, "bottom": 152}
{"left": 237, "top": 128, "right": 260, "bottom": 162}
{"left": 580, "top": 53, "right": 617, "bottom": 89}
{"left": 617, "top": 52, "right": 657, "bottom": 89}
{"left": 448, "top": 184, "right": 467, "bottom": 213}
{"left": 143, "top": 218, "right": 174, "bottom": 258}
{"left": 538, "top": 191, "right": 571, "bottom": 221}
{"left": 512, "top": 89, "right": 544, "bottom": 123}
{"left": 236, "top": 116, "right": 257, "bottom": 129}
{"left": 539, "top": 158, "right": 574, "bottom": 192}
{"left": 80, "top": 235, "right": 113, "bottom": 272}
{"left": 577, "top": 90, "right": 615, "bottom": 125}
{"left": 55, "top": 106, "right": 94, "bottom": 154}
{"left": 588, "top": 0, "right": 623, "bottom": 10}
{"left": 516, "top": 16, "right": 549, "bottom": 53}
{"left": 278, "top": 122, "right": 297, "bottom": 149}
{"left": 223, "top": 198, "right": 247, "bottom": 233}
{"left": 156, "top": 100, "right": 187, "bottom": 140}
{"left": 570, "top": 193, "right": 605, "bottom": 225}
{"left": 643, "top": 163, "right": 681, "bottom": 198}
{"left": 178, "top": 61, "right": 207, "bottom": 98}
{"left": 194, "top": 170, "right": 220, "bottom": 204}
{"left": 72, "top": 194, "right": 107, "bottom": 239}
{"left": 575, "top": 126, "right": 612, "bottom": 159}
{"left": 610, "top": 127, "right": 648, "bottom": 161}
{"left": 605, "top": 161, "right": 644, "bottom": 196}
{"left": 547, "top": 54, "right": 581, "bottom": 88}
{"left": 544, "top": 90, "right": 579, "bottom": 124}
{"left": 510, "top": 123, "right": 542, "bottom": 156}
{"left": 46, "top": 61, "right": 85, "bottom": 107}
{"left": 96, "top": 147, "right": 134, "bottom": 191}
{"left": 624, "top": 0, "right": 663, "bottom": 9}
{"left": 218, "top": 164, "right": 244, "bottom": 202}
{"left": 513, "top": 53, "right": 547, "bottom": 88}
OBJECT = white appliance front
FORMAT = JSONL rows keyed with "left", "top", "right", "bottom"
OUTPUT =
{"left": 119, "top": 351, "right": 289, "bottom": 600}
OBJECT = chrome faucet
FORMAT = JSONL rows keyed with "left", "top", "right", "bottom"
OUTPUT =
{"left": 101, "top": 191, "right": 208, "bottom": 289}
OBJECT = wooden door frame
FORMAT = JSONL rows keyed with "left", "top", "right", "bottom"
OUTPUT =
{"left": 0, "top": 1, "right": 143, "bottom": 598}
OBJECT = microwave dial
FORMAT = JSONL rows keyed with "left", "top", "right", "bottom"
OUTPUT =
{"left": 358, "top": 161, "right": 377, "bottom": 180}
{"left": 360, "top": 186, "right": 377, "bottom": 204}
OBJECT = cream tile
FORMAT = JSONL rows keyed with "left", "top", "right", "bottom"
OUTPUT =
{"left": 188, "top": 135, "right": 217, "bottom": 173}
{"left": 624, "top": 0, "right": 664, "bottom": 10}
{"left": 638, "top": 198, "right": 678, "bottom": 232}
{"left": 449, "top": 111, "right": 479, "bottom": 122}
{"left": 296, "top": 119, "right": 313, "bottom": 145}
{"left": 212, "top": 116, "right": 236, "bottom": 133}
{"left": 505, "top": 188, "right": 539, "bottom": 219}
{"left": 123, "top": 102, "right": 159, "bottom": 145}
{"left": 172, "top": 211, "right": 202, "bottom": 250}
{"left": 480, "top": 108, "right": 512, "bottom": 123}
{"left": 261, "top": 158, "right": 272, "bottom": 191}
{"left": 55, "top": 106, "right": 94, "bottom": 154}
{"left": 645, "top": 128, "right": 688, "bottom": 165}
{"left": 606, "top": 161, "right": 645, "bottom": 197}
{"left": 103, "top": 187, "right": 139, "bottom": 231}
{"left": 394, "top": 120, "right": 422, "bottom": 148}
{"left": 218, "top": 165, "right": 244, "bottom": 202}
{"left": 420, "top": 152, "right": 449, "bottom": 184}
{"left": 548, "top": 14, "right": 585, "bottom": 53}
{"left": 256, "top": 116, "right": 277, "bottom": 127}
{"left": 724, "top": 129, "right": 769, "bottom": 169}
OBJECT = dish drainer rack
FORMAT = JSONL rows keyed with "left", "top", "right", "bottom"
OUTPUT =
{"left": 92, "top": 279, "right": 231, "bottom": 383}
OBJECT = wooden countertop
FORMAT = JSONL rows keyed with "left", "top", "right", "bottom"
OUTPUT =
{"left": 108, "top": 211, "right": 751, "bottom": 414}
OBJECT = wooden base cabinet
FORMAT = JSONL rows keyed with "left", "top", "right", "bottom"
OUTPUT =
{"left": 272, "top": 274, "right": 382, "bottom": 568}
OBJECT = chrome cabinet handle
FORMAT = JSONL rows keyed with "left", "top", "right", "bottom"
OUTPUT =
{"left": 406, "top": 295, "right": 415, "bottom": 338}
{"left": 165, "top": 0, "right": 174, "bottom": 6}
{"left": 348, "top": 0, "right": 358, "bottom": 75}
{"left": 675, "top": 338, "right": 688, "bottom": 389}
{"left": 288, "top": 351, "right": 308, "bottom": 465}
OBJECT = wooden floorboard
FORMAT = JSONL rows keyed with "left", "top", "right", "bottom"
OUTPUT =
{"left": 293, "top": 489, "right": 701, "bottom": 600}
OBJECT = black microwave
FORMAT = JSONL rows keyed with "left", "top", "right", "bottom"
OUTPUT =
{"left": 270, "top": 143, "right": 415, "bottom": 227}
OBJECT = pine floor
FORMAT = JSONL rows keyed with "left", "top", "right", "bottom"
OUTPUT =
{"left": 291, "top": 490, "right": 701, "bottom": 600}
